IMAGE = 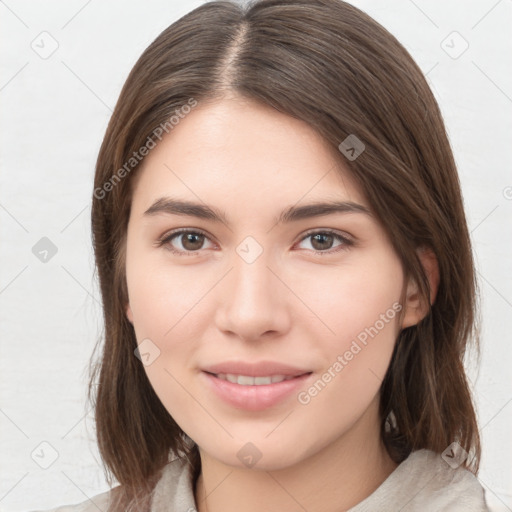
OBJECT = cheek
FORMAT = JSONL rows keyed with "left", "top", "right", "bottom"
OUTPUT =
{"left": 126, "top": 255, "right": 208, "bottom": 341}
{"left": 301, "top": 251, "right": 403, "bottom": 399}
{"left": 296, "top": 288, "right": 401, "bottom": 438}
{"left": 127, "top": 263, "right": 205, "bottom": 429}
{"left": 304, "top": 252, "right": 403, "bottom": 342}
{"left": 125, "top": 257, "right": 207, "bottom": 416}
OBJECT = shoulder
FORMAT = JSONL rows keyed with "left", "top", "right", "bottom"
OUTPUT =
{"left": 151, "top": 454, "right": 197, "bottom": 510}
{"left": 405, "top": 449, "right": 489, "bottom": 510}
{"left": 30, "top": 456, "right": 196, "bottom": 512}
{"left": 28, "top": 488, "right": 114, "bottom": 512}
{"left": 350, "top": 449, "right": 489, "bottom": 511}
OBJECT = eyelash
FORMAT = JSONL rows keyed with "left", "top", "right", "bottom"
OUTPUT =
{"left": 156, "top": 228, "right": 354, "bottom": 257}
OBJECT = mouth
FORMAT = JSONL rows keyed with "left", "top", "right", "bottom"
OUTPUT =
{"left": 201, "top": 370, "right": 313, "bottom": 411}
{"left": 204, "top": 372, "right": 310, "bottom": 386}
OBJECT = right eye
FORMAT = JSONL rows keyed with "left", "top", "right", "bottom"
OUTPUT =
{"left": 157, "top": 228, "right": 215, "bottom": 256}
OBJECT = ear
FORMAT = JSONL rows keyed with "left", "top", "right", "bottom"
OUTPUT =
{"left": 400, "top": 247, "right": 440, "bottom": 329}
{"left": 126, "top": 303, "right": 134, "bottom": 324}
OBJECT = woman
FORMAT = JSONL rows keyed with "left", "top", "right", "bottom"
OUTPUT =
{"left": 38, "top": 0, "right": 489, "bottom": 510}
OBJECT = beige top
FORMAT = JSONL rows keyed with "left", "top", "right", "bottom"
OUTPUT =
{"left": 33, "top": 449, "right": 489, "bottom": 512}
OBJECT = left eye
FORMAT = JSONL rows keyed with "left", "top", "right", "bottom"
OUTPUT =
{"left": 157, "top": 229, "right": 352, "bottom": 256}
{"left": 297, "top": 230, "right": 353, "bottom": 254}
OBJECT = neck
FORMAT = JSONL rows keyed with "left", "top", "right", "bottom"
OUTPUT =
{"left": 194, "top": 402, "right": 398, "bottom": 512}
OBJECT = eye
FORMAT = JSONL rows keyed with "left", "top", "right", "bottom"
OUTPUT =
{"left": 296, "top": 229, "right": 353, "bottom": 255}
{"left": 157, "top": 228, "right": 353, "bottom": 257}
{"left": 157, "top": 228, "right": 215, "bottom": 256}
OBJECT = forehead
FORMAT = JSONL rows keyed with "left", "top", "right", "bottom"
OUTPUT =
{"left": 129, "top": 96, "right": 367, "bottom": 214}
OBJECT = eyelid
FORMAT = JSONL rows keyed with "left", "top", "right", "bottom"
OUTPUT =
{"left": 298, "top": 228, "right": 354, "bottom": 244}
{"left": 156, "top": 227, "right": 354, "bottom": 256}
{"left": 156, "top": 227, "right": 216, "bottom": 251}
{"left": 295, "top": 228, "right": 354, "bottom": 255}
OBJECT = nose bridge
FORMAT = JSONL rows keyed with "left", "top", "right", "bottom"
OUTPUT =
{"left": 216, "top": 241, "right": 288, "bottom": 340}
{"left": 233, "top": 249, "right": 273, "bottom": 303}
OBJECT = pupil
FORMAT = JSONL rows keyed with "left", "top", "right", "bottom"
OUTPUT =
{"left": 183, "top": 233, "right": 203, "bottom": 250}
{"left": 179, "top": 233, "right": 334, "bottom": 252}
{"left": 312, "top": 233, "right": 332, "bottom": 250}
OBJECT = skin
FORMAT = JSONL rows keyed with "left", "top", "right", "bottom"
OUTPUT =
{"left": 125, "top": 94, "right": 439, "bottom": 512}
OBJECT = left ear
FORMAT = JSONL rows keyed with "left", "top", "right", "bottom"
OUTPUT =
{"left": 126, "top": 303, "right": 134, "bottom": 324}
{"left": 400, "top": 246, "right": 440, "bottom": 329}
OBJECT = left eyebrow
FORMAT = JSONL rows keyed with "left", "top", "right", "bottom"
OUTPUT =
{"left": 143, "top": 196, "right": 373, "bottom": 227}
{"left": 278, "top": 201, "right": 373, "bottom": 223}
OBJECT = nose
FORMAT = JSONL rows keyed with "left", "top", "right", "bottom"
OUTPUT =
{"left": 214, "top": 249, "right": 291, "bottom": 343}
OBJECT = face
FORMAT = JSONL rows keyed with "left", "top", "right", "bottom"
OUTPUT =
{"left": 125, "top": 95, "right": 407, "bottom": 470}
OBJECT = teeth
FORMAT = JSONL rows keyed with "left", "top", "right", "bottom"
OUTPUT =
{"left": 216, "top": 373, "right": 296, "bottom": 385}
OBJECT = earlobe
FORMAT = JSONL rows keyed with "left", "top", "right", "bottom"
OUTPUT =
{"left": 400, "top": 247, "right": 440, "bottom": 329}
{"left": 126, "top": 304, "right": 134, "bottom": 324}
{"left": 421, "top": 247, "right": 440, "bottom": 307}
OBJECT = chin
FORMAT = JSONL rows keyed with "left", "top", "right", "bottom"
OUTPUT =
{"left": 199, "top": 436, "right": 318, "bottom": 472}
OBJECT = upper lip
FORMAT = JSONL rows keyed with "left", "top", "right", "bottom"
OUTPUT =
{"left": 202, "top": 360, "right": 312, "bottom": 377}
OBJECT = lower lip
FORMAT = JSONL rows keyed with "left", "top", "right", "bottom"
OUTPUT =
{"left": 201, "top": 371, "right": 312, "bottom": 411}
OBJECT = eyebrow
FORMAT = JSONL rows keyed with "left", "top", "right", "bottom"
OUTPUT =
{"left": 143, "top": 196, "right": 372, "bottom": 226}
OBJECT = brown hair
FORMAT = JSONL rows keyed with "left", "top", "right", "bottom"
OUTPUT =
{"left": 89, "top": 0, "right": 481, "bottom": 508}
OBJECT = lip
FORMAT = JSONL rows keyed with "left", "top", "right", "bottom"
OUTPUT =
{"left": 201, "top": 368, "right": 313, "bottom": 412}
{"left": 201, "top": 360, "right": 311, "bottom": 377}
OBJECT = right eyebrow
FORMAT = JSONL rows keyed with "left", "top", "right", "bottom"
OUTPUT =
{"left": 144, "top": 197, "right": 229, "bottom": 224}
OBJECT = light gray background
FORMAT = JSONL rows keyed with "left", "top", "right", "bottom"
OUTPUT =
{"left": 1, "top": 0, "right": 511, "bottom": 510}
